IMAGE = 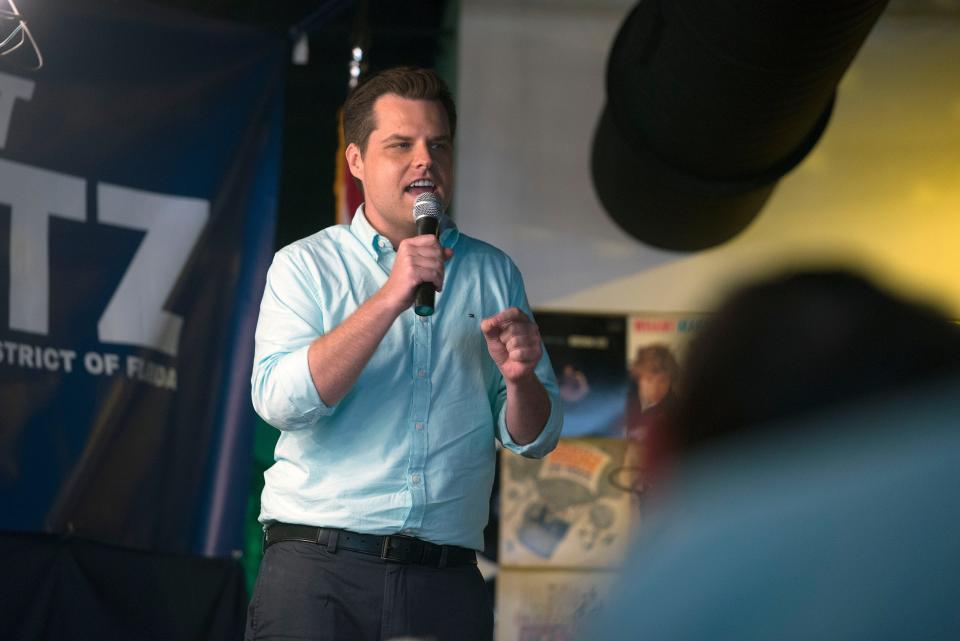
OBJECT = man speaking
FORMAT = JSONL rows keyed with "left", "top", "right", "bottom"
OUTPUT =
{"left": 246, "top": 67, "right": 563, "bottom": 641}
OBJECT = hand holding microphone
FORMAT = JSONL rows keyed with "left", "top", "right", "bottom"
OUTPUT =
{"left": 379, "top": 191, "right": 451, "bottom": 317}
{"left": 412, "top": 192, "right": 444, "bottom": 316}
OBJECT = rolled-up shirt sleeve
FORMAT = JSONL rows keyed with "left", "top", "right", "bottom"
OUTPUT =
{"left": 496, "top": 358, "right": 564, "bottom": 458}
{"left": 251, "top": 249, "right": 333, "bottom": 430}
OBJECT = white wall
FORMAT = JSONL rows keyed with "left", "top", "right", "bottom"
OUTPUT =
{"left": 455, "top": 1, "right": 960, "bottom": 316}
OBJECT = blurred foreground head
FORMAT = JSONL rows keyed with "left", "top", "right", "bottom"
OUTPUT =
{"left": 587, "top": 270, "right": 960, "bottom": 641}
{"left": 672, "top": 269, "right": 960, "bottom": 454}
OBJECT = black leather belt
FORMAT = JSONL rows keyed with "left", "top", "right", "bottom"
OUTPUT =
{"left": 264, "top": 523, "right": 477, "bottom": 568}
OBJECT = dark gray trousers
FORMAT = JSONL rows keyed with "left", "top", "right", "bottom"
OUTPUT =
{"left": 245, "top": 540, "right": 493, "bottom": 641}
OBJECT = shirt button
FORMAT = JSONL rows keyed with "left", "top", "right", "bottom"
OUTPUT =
{"left": 415, "top": 422, "right": 425, "bottom": 431}
{"left": 417, "top": 368, "right": 427, "bottom": 378}
{"left": 411, "top": 473, "right": 422, "bottom": 485}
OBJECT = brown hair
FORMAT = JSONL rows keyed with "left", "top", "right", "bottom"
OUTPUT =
{"left": 343, "top": 66, "right": 457, "bottom": 154}
{"left": 630, "top": 344, "right": 680, "bottom": 382}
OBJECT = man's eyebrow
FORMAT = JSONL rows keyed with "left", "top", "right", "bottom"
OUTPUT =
{"left": 380, "top": 134, "right": 452, "bottom": 144}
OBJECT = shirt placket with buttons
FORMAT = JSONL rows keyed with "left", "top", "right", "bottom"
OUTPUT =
{"left": 373, "top": 235, "right": 431, "bottom": 533}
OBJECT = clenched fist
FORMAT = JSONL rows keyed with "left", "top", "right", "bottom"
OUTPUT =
{"left": 480, "top": 307, "right": 542, "bottom": 383}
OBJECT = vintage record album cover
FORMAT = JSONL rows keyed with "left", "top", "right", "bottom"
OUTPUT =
{"left": 495, "top": 569, "right": 616, "bottom": 641}
{"left": 534, "top": 311, "right": 628, "bottom": 438}
{"left": 499, "top": 438, "right": 634, "bottom": 569}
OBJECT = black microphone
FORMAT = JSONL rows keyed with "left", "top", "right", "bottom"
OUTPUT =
{"left": 412, "top": 191, "right": 443, "bottom": 316}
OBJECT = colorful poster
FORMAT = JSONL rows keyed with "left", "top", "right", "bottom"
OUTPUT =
{"left": 535, "top": 311, "right": 628, "bottom": 438}
{"left": 620, "top": 314, "right": 705, "bottom": 497}
{"left": 500, "top": 438, "right": 634, "bottom": 569}
{"left": 496, "top": 569, "right": 616, "bottom": 641}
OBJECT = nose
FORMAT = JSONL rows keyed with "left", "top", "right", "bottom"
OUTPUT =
{"left": 413, "top": 140, "right": 433, "bottom": 169}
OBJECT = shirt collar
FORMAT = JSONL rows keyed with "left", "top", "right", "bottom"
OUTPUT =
{"left": 438, "top": 214, "right": 461, "bottom": 249}
{"left": 350, "top": 205, "right": 383, "bottom": 259}
{"left": 350, "top": 204, "right": 461, "bottom": 258}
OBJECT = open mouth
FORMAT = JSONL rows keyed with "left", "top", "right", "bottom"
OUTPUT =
{"left": 405, "top": 178, "right": 437, "bottom": 197}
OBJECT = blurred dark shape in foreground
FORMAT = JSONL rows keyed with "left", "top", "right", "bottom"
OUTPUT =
{"left": 592, "top": 0, "right": 889, "bottom": 250}
{"left": 672, "top": 269, "right": 960, "bottom": 456}
{"left": 587, "top": 269, "right": 960, "bottom": 641}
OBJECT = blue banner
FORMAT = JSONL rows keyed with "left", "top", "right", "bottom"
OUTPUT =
{"left": 0, "top": 0, "right": 285, "bottom": 556}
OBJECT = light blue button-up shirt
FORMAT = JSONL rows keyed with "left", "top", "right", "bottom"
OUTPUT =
{"left": 251, "top": 207, "right": 563, "bottom": 550}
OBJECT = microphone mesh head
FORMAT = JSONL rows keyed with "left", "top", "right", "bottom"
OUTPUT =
{"left": 413, "top": 192, "right": 443, "bottom": 221}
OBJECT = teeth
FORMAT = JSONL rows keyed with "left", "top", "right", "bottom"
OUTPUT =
{"left": 409, "top": 179, "right": 435, "bottom": 188}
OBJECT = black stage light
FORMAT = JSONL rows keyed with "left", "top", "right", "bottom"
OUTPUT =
{"left": 592, "top": 0, "right": 889, "bottom": 251}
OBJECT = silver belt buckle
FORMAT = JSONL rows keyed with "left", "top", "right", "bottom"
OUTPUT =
{"left": 379, "top": 535, "right": 395, "bottom": 561}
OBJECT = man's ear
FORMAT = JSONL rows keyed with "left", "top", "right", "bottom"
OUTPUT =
{"left": 345, "top": 142, "right": 364, "bottom": 181}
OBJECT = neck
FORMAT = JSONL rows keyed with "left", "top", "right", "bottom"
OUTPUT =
{"left": 364, "top": 207, "right": 415, "bottom": 250}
